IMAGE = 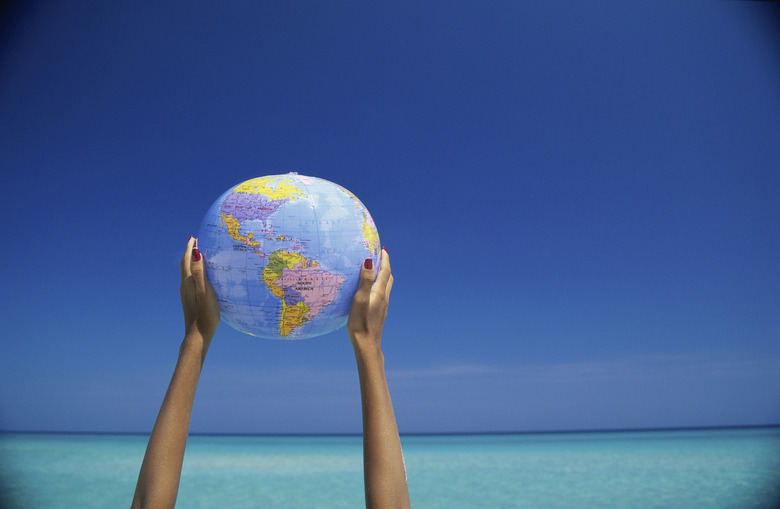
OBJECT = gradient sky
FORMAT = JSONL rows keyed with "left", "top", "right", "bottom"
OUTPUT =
{"left": 1, "top": 1, "right": 779, "bottom": 434}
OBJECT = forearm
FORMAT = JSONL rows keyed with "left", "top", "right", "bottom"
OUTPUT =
{"left": 354, "top": 344, "right": 411, "bottom": 509}
{"left": 131, "top": 334, "right": 207, "bottom": 509}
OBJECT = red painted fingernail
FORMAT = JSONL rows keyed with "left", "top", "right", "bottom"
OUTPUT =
{"left": 383, "top": 246, "right": 388, "bottom": 254}
{"left": 193, "top": 248, "right": 202, "bottom": 262}
{"left": 364, "top": 258, "right": 373, "bottom": 270}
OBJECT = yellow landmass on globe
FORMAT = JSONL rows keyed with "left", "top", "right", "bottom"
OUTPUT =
{"left": 221, "top": 213, "right": 260, "bottom": 246}
{"left": 234, "top": 176, "right": 305, "bottom": 201}
{"left": 280, "top": 301, "right": 311, "bottom": 336}
{"left": 261, "top": 250, "right": 320, "bottom": 337}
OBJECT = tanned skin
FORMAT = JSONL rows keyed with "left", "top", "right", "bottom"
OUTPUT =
{"left": 131, "top": 241, "right": 409, "bottom": 508}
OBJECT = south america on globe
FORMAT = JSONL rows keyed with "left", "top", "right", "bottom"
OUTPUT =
{"left": 197, "top": 173, "right": 380, "bottom": 340}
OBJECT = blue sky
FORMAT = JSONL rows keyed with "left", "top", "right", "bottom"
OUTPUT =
{"left": 1, "top": 1, "right": 779, "bottom": 434}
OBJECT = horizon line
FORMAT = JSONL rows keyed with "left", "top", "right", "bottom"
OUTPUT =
{"left": 2, "top": 423, "right": 778, "bottom": 438}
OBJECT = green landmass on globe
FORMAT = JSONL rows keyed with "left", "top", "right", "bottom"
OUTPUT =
{"left": 197, "top": 173, "right": 380, "bottom": 340}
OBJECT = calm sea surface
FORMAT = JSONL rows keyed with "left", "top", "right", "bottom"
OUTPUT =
{"left": 1, "top": 427, "right": 778, "bottom": 508}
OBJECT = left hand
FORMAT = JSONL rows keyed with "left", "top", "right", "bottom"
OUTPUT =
{"left": 180, "top": 236, "right": 220, "bottom": 346}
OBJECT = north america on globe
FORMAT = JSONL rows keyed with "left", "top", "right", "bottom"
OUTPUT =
{"left": 197, "top": 173, "right": 380, "bottom": 340}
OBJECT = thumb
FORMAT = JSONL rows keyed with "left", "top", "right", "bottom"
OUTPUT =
{"left": 358, "top": 257, "right": 376, "bottom": 288}
{"left": 190, "top": 247, "right": 207, "bottom": 295}
{"left": 354, "top": 257, "right": 376, "bottom": 303}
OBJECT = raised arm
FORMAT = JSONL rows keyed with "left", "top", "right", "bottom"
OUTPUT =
{"left": 131, "top": 237, "right": 220, "bottom": 509}
{"left": 347, "top": 248, "right": 411, "bottom": 509}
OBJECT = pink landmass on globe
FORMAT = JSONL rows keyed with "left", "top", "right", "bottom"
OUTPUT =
{"left": 276, "top": 266, "right": 346, "bottom": 320}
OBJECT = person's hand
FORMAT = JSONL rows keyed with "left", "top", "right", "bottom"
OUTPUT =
{"left": 180, "top": 236, "right": 220, "bottom": 349}
{"left": 347, "top": 248, "right": 392, "bottom": 355}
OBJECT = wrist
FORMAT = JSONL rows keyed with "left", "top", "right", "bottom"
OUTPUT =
{"left": 180, "top": 330, "right": 210, "bottom": 361}
{"left": 352, "top": 339, "right": 384, "bottom": 368}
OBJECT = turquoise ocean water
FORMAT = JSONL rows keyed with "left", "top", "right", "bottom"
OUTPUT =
{"left": 1, "top": 427, "right": 778, "bottom": 508}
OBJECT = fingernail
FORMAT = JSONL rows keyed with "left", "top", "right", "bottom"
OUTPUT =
{"left": 383, "top": 246, "right": 388, "bottom": 254}
{"left": 364, "top": 258, "right": 373, "bottom": 270}
{"left": 193, "top": 248, "right": 202, "bottom": 262}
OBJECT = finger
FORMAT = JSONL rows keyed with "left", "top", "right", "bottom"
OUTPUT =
{"left": 385, "top": 274, "right": 394, "bottom": 301}
{"left": 358, "top": 257, "right": 377, "bottom": 290}
{"left": 374, "top": 248, "right": 391, "bottom": 291}
{"left": 181, "top": 236, "right": 196, "bottom": 281}
{"left": 353, "top": 257, "right": 376, "bottom": 307}
{"left": 191, "top": 246, "right": 207, "bottom": 296}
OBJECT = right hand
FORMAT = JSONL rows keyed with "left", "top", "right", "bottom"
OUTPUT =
{"left": 347, "top": 248, "right": 393, "bottom": 354}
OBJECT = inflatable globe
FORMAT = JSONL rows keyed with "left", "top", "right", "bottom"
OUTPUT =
{"left": 197, "top": 173, "right": 380, "bottom": 340}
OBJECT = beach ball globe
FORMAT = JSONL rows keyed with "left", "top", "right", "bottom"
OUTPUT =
{"left": 197, "top": 173, "right": 380, "bottom": 340}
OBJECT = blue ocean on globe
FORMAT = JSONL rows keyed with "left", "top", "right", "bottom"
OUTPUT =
{"left": 197, "top": 173, "right": 380, "bottom": 340}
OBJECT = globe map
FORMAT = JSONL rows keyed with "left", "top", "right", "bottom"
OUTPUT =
{"left": 197, "top": 173, "right": 380, "bottom": 340}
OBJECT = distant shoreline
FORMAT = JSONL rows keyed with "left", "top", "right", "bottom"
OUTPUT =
{"left": 2, "top": 423, "right": 778, "bottom": 438}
